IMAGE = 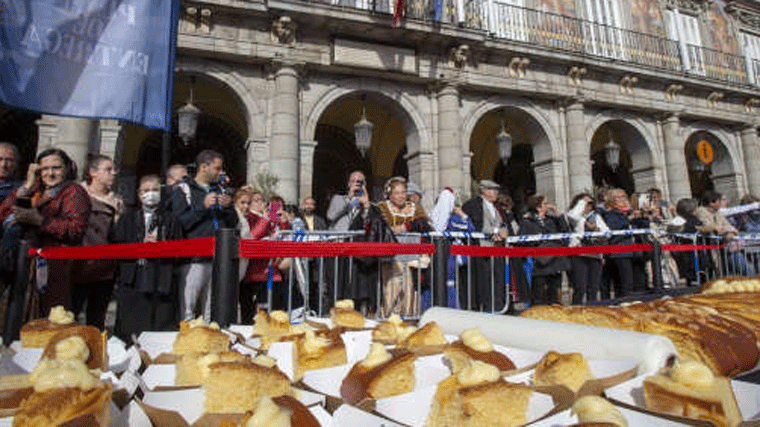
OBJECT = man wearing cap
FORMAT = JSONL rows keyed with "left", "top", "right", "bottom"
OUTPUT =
{"left": 461, "top": 180, "right": 509, "bottom": 311}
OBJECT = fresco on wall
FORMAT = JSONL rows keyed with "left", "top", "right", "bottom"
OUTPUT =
{"left": 536, "top": 0, "right": 576, "bottom": 17}
{"left": 629, "top": 0, "right": 666, "bottom": 37}
{"left": 706, "top": 3, "right": 740, "bottom": 54}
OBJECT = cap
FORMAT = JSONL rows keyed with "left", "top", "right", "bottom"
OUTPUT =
{"left": 478, "top": 180, "right": 500, "bottom": 190}
{"left": 406, "top": 181, "right": 423, "bottom": 196}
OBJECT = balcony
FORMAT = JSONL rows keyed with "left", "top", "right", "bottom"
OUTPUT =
{"left": 280, "top": 0, "right": 758, "bottom": 89}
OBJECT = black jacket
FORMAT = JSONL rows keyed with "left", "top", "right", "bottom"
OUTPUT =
{"left": 519, "top": 212, "right": 571, "bottom": 276}
{"left": 112, "top": 207, "right": 183, "bottom": 294}
{"left": 171, "top": 178, "right": 238, "bottom": 239}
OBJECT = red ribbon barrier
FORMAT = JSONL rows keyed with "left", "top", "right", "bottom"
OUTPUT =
{"left": 30, "top": 237, "right": 215, "bottom": 260}
{"left": 661, "top": 243, "right": 723, "bottom": 252}
{"left": 239, "top": 240, "right": 435, "bottom": 259}
{"left": 449, "top": 243, "right": 654, "bottom": 257}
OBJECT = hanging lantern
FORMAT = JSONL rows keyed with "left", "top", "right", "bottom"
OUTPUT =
{"left": 354, "top": 103, "right": 373, "bottom": 155}
{"left": 496, "top": 118, "right": 512, "bottom": 164}
{"left": 604, "top": 129, "right": 620, "bottom": 170}
{"left": 177, "top": 85, "right": 199, "bottom": 146}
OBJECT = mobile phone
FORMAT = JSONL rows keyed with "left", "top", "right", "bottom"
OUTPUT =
{"left": 15, "top": 197, "right": 31, "bottom": 209}
{"left": 268, "top": 201, "right": 282, "bottom": 224}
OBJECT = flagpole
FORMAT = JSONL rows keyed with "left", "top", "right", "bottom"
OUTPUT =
{"left": 161, "top": 130, "right": 171, "bottom": 177}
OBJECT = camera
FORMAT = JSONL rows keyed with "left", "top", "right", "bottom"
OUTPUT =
{"left": 355, "top": 179, "right": 365, "bottom": 197}
{"left": 211, "top": 173, "right": 231, "bottom": 196}
{"left": 15, "top": 197, "right": 31, "bottom": 209}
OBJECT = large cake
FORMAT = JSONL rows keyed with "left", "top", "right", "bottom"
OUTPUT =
{"left": 19, "top": 306, "right": 78, "bottom": 349}
{"left": 341, "top": 342, "right": 416, "bottom": 404}
{"left": 643, "top": 359, "right": 742, "bottom": 427}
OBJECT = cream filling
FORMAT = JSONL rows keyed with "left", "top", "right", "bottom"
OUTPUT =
{"left": 334, "top": 299, "right": 354, "bottom": 310}
{"left": 54, "top": 336, "right": 90, "bottom": 362}
{"left": 48, "top": 306, "right": 74, "bottom": 325}
{"left": 670, "top": 359, "right": 714, "bottom": 389}
{"left": 460, "top": 328, "right": 494, "bottom": 352}
{"left": 30, "top": 359, "right": 100, "bottom": 392}
{"left": 301, "top": 330, "right": 330, "bottom": 355}
{"left": 246, "top": 395, "right": 291, "bottom": 427}
{"left": 571, "top": 396, "right": 628, "bottom": 427}
{"left": 457, "top": 360, "right": 499, "bottom": 387}
{"left": 360, "top": 343, "right": 392, "bottom": 368}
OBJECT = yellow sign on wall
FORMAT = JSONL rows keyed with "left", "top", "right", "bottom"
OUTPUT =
{"left": 696, "top": 140, "right": 714, "bottom": 164}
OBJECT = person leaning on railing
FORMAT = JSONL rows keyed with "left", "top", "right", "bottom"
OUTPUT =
{"left": 518, "top": 194, "right": 571, "bottom": 306}
{"left": 566, "top": 193, "right": 608, "bottom": 305}
{"left": 601, "top": 188, "right": 642, "bottom": 298}
{"left": 671, "top": 198, "right": 713, "bottom": 286}
{"left": 0, "top": 148, "right": 90, "bottom": 318}
{"left": 696, "top": 191, "right": 754, "bottom": 277}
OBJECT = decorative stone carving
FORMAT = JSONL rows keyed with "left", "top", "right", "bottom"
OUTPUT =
{"left": 508, "top": 57, "right": 530, "bottom": 77}
{"left": 663, "top": 0, "right": 708, "bottom": 15}
{"left": 449, "top": 44, "right": 470, "bottom": 68}
{"left": 199, "top": 8, "right": 212, "bottom": 33}
{"left": 182, "top": 6, "right": 198, "bottom": 32}
{"left": 707, "top": 91, "right": 724, "bottom": 107}
{"left": 664, "top": 83, "right": 684, "bottom": 101}
{"left": 745, "top": 98, "right": 760, "bottom": 113}
{"left": 726, "top": 1, "right": 760, "bottom": 32}
{"left": 567, "top": 66, "right": 586, "bottom": 86}
{"left": 618, "top": 75, "right": 638, "bottom": 94}
{"left": 271, "top": 16, "right": 297, "bottom": 45}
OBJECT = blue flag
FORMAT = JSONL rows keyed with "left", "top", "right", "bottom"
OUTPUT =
{"left": 0, "top": 0, "right": 180, "bottom": 130}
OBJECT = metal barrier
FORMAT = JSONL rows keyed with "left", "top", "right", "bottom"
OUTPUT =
{"left": 10, "top": 227, "right": 760, "bottom": 338}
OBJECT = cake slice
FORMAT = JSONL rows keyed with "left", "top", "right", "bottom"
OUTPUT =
{"left": 532, "top": 350, "right": 593, "bottom": 392}
{"left": 446, "top": 328, "right": 515, "bottom": 372}
{"left": 643, "top": 359, "right": 742, "bottom": 427}
{"left": 399, "top": 321, "right": 447, "bottom": 354}
{"left": 203, "top": 356, "right": 291, "bottom": 414}
{"left": 341, "top": 342, "right": 416, "bottom": 404}
{"left": 372, "top": 314, "right": 413, "bottom": 344}
{"left": 14, "top": 358, "right": 111, "bottom": 427}
{"left": 293, "top": 329, "right": 347, "bottom": 380}
{"left": 426, "top": 359, "right": 532, "bottom": 427}
{"left": 176, "top": 351, "right": 248, "bottom": 387}
{"left": 330, "top": 299, "right": 365, "bottom": 329}
{"left": 41, "top": 326, "right": 107, "bottom": 371}
{"left": 19, "top": 306, "right": 78, "bottom": 348}
{"left": 253, "top": 309, "right": 291, "bottom": 336}
{"left": 172, "top": 317, "right": 230, "bottom": 355}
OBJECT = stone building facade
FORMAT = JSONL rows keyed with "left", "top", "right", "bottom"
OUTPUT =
{"left": 5, "top": 0, "right": 760, "bottom": 210}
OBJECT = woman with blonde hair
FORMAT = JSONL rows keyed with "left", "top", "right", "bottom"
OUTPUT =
{"left": 376, "top": 176, "right": 431, "bottom": 316}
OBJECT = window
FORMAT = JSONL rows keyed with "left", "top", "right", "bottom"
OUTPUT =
{"left": 489, "top": 0, "right": 527, "bottom": 41}
{"left": 582, "top": 0, "right": 625, "bottom": 59}
{"left": 665, "top": 9, "right": 704, "bottom": 74}
{"left": 743, "top": 32, "right": 760, "bottom": 85}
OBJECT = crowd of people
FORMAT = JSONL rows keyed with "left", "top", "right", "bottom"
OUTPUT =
{"left": 0, "top": 143, "right": 757, "bottom": 341}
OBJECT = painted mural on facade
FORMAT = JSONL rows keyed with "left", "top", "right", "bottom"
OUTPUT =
{"left": 707, "top": 3, "right": 740, "bottom": 55}
{"left": 535, "top": 0, "right": 576, "bottom": 17}
{"left": 628, "top": 0, "right": 666, "bottom": 37}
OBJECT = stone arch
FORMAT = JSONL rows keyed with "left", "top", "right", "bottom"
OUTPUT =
{"left": 304, "top": 81, "right": 430, "bottom": 156}
{"left": 683, "top": 126, "right": 744, "bottom": 202}
{"left": 175, "top": 59, "right": 264, "bottom": 141}
{"left": 462, "top": 97, "right": 562, "bottom": 206}
{"left": 586, "top": 113, "right": 661, "bottom": 194}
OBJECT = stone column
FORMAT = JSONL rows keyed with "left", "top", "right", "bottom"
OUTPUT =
{"left": 36, "top": 116, "right": 58, "bottom": 153}
{"left": 98, "top": 120, "right": 122, "bottom": 163}
{"left": 565, "top": 101, "right": 591, "bottom": 196}
{"left": 437, "top": 83, "right": 463, "bottom": 193}
{"left": 661, "top": 114, "right": 691, "bottom": 203}
{"left": 270, "top": 63, "right": 300, "bottom": 204}
{"left": 299, "top": 140, "right": 318, "bottom": 200}
{"left": 245, "top": 138, "right": 268, "bottom": 185}
{"left": 46, "top": 116, "right": 96, "bottom": 176}
{"left": 741, "top": 125, "right": 760, "bottom": 197}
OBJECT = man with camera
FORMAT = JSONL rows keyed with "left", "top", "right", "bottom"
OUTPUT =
{"left": 327, "top": 170, "right": 370, "bottom": 231}
{"left": 172, "top": 150, "right": 237, "bottom": 322}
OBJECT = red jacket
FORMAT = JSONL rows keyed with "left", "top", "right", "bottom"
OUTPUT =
{"left": 0, "top": 182, "right": 91, "bottom": 248}
{"left": 242, "top": 212, "right": 282, "bottom": 283}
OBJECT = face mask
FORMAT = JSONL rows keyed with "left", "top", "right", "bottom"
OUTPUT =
{"left": 140, "top": 190, "right": 160, "bottom": 207}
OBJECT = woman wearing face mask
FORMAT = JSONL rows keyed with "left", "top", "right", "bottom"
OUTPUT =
{"left": 112, "top": 175, "right": 182, "bottom": 341}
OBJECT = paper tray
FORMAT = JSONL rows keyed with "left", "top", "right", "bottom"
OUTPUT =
{"left": 606, "top": 374, "right": 760, "bottom": 425}
{"left": 531, "top": 404, "right": 695, "bottom": 426}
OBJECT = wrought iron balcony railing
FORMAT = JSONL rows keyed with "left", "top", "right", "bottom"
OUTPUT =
{"left": 290, "top": 0, "right": 755, "bottom": 87}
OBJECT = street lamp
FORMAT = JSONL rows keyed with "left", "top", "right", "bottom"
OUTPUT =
{"left": 177, "top": 84, "right": 200, "bottom": 146}
{"left": 604, "top": 129, "right": 620, "bottom": 171}
{"left": 354, "top": 98, "right": 373, "bottom": 155}
{"left": 495, "top": 117, "right": 512, "bottom": 164}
